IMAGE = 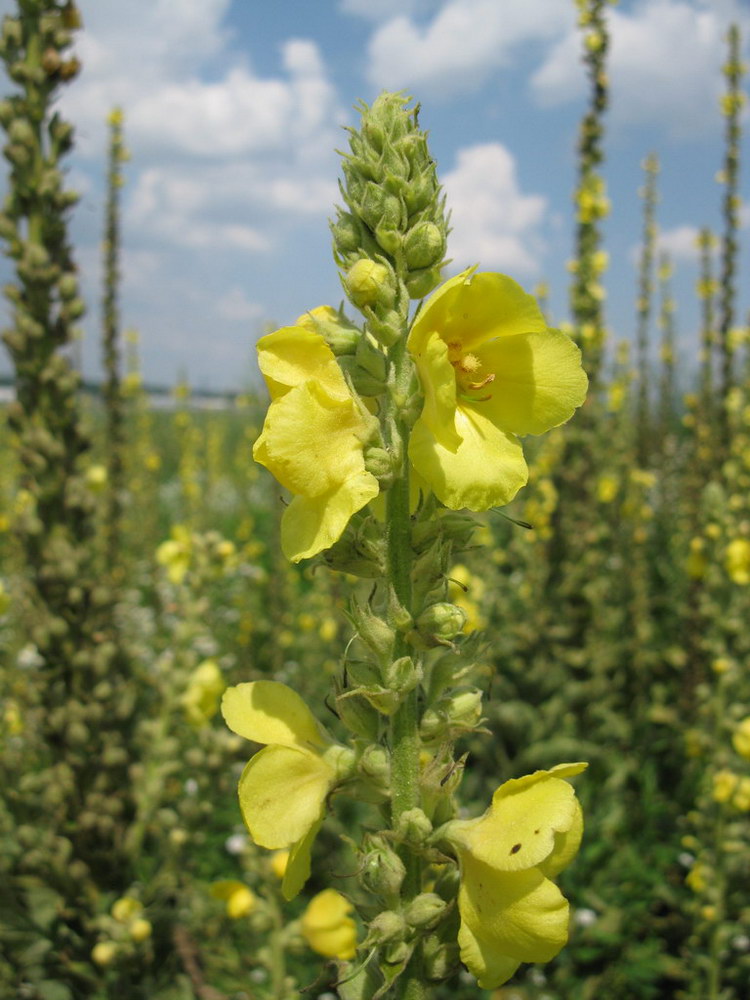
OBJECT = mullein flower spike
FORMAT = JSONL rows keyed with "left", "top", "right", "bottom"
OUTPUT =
{"left": 221, "top": 681, "right": 356, "bottom": 899}
{"left": 441, "top": 763, "right": 586, "bottom": 988}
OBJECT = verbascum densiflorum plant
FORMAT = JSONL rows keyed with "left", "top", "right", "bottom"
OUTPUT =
{"left": 225, "top": 93, "right": 588, "bottom": 997}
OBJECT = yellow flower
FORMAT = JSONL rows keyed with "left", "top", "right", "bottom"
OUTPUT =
{"left": 182, "top": 659, "right": 226, "bottom": 726}
{"left": 407, "top": 270, "right": 588, "bottom": 510}
{"left": 91, "top": 941, "right": 117, "bottom": 966}
{"left": 253, "top": 326, "right": 379, "bottom": 562}
{"left": 129, "top": 918, "right": 153, "bottom": 942}
{"left": 112, "top": 896, "right": 142, "bottom": 923}
{"left": 725, "top": 538, "right": 750, "bottom": 585}
{"left": 686, "top": 862, "right": 708, "bottom": 893}
{"left": 733, "top": 777, "right": 750, "bottom": 812}
{"left": 596, "top": 474, "right": 618, "bottom": 504}
{"left": 221, "top": 681, "right": 355, "bottom": 899}
{"left": 732, "top": 717, "right": 750, "bottom": 760}
{"left": 301, "top": 889, "right": 357, "bottom": 960}
{"left": 443, "top": 762, "right": 586, "bottom": 989}
{"left": 156, "top": 525, "right": 192, "bottom": 585}
{"left": 210, "top": 880, "right": 257, "bottom": 919}
{"left": 712, "top": 769, "right": 738, "bottom": 803}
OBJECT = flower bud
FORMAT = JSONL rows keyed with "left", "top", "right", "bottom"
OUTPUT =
{"left": 404, "top": 893, "right": 447, "bottom": 929}
{"left": 383, "top": 655, "right": 421, "bottom": 694}
{"left": 415, "top": 603, "right": 467, "bottom": 647}
{"left": 365, "top": 910, "right": 406, "bottom": 944}
{"left": 349, "top": 597, "right": 395, "bottom": 666}
{"left": 405, "top": 264, "right": 442, "bottom": 300}
{"left": 395, "top": 807, "right": 432, "bottom": 845}
{"left": 420, "top": 688, "right": 483, "bottom": 741}
{"left": 345, "top": 259, "right": 394, "bottom": 310}
{"left": 361, "top": 835, "right": 406, "bottom": 899}
{"left": 359, "top": 182, "right": 403, "bottom": 233}
{"left": 404, "top": 222, "right": 445, "bottom": 270}
{"left": 358, "top": 743, "right": 390, "bottom": 783}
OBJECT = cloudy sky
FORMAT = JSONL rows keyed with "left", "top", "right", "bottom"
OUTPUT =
{"left": 1, "top": 0, "right": 748, "bottom": 390}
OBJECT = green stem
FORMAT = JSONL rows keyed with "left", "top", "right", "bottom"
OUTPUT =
{"left": 386, "top": 335, "right": 426, "bottom": 1000}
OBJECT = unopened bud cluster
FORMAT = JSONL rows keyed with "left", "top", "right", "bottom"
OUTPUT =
{"left": 332, "top": 93, "right": 448, "bottom": 344}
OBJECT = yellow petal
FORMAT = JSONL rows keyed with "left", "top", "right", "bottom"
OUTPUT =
{"left": 538, "top": 799, "right": 584, "bottom": 879}
{"left": 407, "top": 329, "right": 461, "bottom": 449}
{"left": 456, "top": 764, "right": 586, "bottom": 872}
{"left": 408, "top": 269, "right": 547, "bottom": 356}
{"left": 253, "top": 381, "right": 375, "bottom": 499}
{"left": 476, "top": 330, "right": 588, "bottom": 436}
{"left": 408, "top": 403, "right": 528, "bottom": 511}
{"left": 301, "top": 889, "right": 357, "bottom": 959}
{"left": 237, "top": 745, "right": 333, "bottom": 849}
{"left": 457, "top": 858, "right": 570, "bottom": 985}
{"left": 280, "top": 470, "right": 380, "bottom": 563}
{"left": 221, "top": 681, "right": 329, "bottom": 750}
{"left": 257, "top": 326, "right": 349, "bottom": 401}
{"left": 457, "top": 920, "right": 520, "bottom": 989}
{"left": 282, "top": 819, "right": 322, "bottom": 900}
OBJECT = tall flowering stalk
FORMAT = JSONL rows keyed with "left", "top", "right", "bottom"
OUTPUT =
{"left": 0, "top": 4, "right": 140, "bottom": 994}
{"left": 101, "top": 106, "right": 127, "bottom": 573}
{"left": 717, "top": 25, "right": 745, "bottom": 457}
{"left": 223, "top": 94, "right": 588, "bottom": 998}
{"left": 569, "top": 0, "right": 611, "bottom": 389}
{"left": 635, "top": 153, "right": 659, "bottom": 467}
{"left": 696, "top": 228, "right": 717, "bottom": 446}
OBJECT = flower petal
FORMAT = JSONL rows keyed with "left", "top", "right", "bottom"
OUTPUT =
{"left": 253, "top": 381, "right": 376, "bottom": 499}
{"left": 407, "top": 330, "right": 461, "bottom": 449}
{"left": 476, "top": 330, "right": 588, "bottom": 436}
{"left": 282, "top": 819, "right": 323, "bottom": 901}
{"left": 457, "top": 919, "right": 520, "bottom": 990}
{"left": 281, "top": 470, "right": 379, "bottom": 563}
{"left": 257, "top": 326, "right": 349, "bottom": 401}
{"left": 409, "top": 269, "right": 547, "bottom": 356}
{"left": 458, "top": 857, "right": 570, "bottom": 973}
{"left": 237, "top": 745, "right": 333, "bottom": 849}
{"left": 409, "top": 403, "right": 528, "bottom": 511}
{"left": 539, "top": 798, "right": 584, "bottom": 879}
{"left": 454, "top": 764, "right": 586, "bottom": 872}
{"left": 221, "top": 680, "right": 329, "bottom": 750}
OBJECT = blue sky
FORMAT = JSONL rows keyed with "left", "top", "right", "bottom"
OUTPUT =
{"left": 1, "top": 0, "right": 749, "bottom": 390}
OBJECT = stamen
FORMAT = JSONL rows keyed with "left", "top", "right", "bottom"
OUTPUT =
{"left": 468, "top": 373, "right": 495, "bottom": 390}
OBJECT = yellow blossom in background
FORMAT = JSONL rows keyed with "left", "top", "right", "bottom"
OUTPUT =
{"left": 221, "top": 681, "right": 355, "bottom": 899}
{"left": 129, "top": 918, "right": 152, "bottom": 942}
{"left": 112, "top": 896, "right": 142, "bottom": 923}
{"left": 85, "top": 464, "right": 108, "bottom": 492}
{"left": 596, "top": 474, "right": 619, "bottom": 504}
{"left": 253, "top": 326, "right": 379, "bottom": 562}
{"left": 725, "top": 538, "right": 750, "bottom": 585}
{"left": 686, "top": 862, "right": 708, "bottom": 893}
{"left": 182, "top": 659, "right": 226, "bottom": 726}
{"left": 407, "top": 269, "right": 588, "bottom": 511}
{"left": 270, "top": 850, "right": 290, "bottom": 879}
{"left": 712, "top": 769, "right": 738, "bottom": 803}
{"left": 91, "top": 941, "right": 117, "bottom": 966}
{"left": 301, "top": 889, "right": 357, "bottom": 960}
{"left": 210, "top": 880, "right": 257, "bottom": 919}
{"left": 686, "top": 538, "right": 707, "bottom": 580}
{"left": 733, "top": 777, "right": 750, "bottom": 812}
{"left": 156, "top": 525, "right": 192, "bottom": 585}
{"left": 449, "top": 564, "right": 486, "bottom": 633}
{"left": 444, "top": 762, "right": 586, "bottom": 988}
{"left": 731, "top": 717, "right": 750, "bottom": 759}
{"left": 0, "top": 580, "right": 9, "bottom": 616}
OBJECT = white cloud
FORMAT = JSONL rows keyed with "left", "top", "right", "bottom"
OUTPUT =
{"left": 532, "top": 0, "right": 750, "bottom": 138}
{"left": 216, "top": 288, "right": 264, "bottom": 323}
{"left": 442, "top": 143, "right": 547, "bottom": 275}
{"left": 365, "top": 0, "right": 572, "bottom": 96}
{"left": 657, "top": 225, "right": 702, "bottom": 262}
